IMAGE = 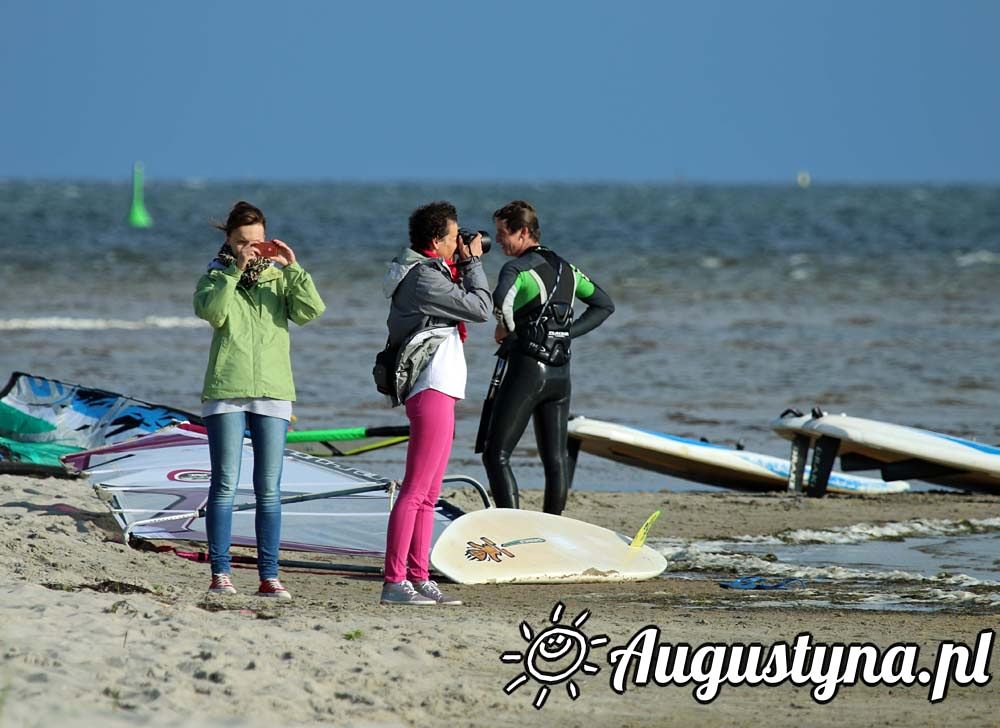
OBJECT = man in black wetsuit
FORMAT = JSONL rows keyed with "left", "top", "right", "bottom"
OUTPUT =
{"left": 480, "top": 200, "right": 614, "bottom": 515}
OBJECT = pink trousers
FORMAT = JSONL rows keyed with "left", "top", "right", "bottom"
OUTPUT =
{"left": 383, "top": 388, "right": 456, "bottom": 583}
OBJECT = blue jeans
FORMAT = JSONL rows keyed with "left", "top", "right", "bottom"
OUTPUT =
{"left": 205, "top": 412, "right": 288, "bottom": 580}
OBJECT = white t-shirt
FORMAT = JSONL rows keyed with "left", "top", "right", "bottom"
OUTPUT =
{"left": 407, "top": 327, "right": 466, "bottom": 401}
{"left": 201, "top": 398, "right": 293, "bottom": 422}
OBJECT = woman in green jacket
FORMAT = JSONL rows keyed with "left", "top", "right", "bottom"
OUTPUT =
{"left": 194, "top": 200, "right": 325, "bottom": 599}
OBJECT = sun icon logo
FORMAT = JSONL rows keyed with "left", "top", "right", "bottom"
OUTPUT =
{"left": 500, "top": 601, "right": 609, "bottom": 709}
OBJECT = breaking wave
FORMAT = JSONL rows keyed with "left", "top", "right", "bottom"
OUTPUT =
{"left": 0, "top": 317, "right": 205, "bottom": 331}
{"left": 735, "top": 516, "right": 1000, "bottom": 546}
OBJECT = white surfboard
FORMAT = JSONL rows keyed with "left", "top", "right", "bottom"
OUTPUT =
{"left": 772, "top": 411, "right": 1000, "bottom": 491}
{"left": 567, "top": 416, "right": 908, "bottom": 495}
{"left": 430, "top": 508, "right": 667, "bottom": 584}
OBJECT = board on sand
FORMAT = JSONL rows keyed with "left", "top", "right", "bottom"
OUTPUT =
{"left": 773, "top": 409, "right": 1000, "bottom": 493}
{"left": 430, "top": 509, "right": 667, "bottom": 584}
{"left": 567, "top": 416, "right": 908, "bottom": 495}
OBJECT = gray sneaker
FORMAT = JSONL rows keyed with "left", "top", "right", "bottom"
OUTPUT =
{"left": 414, "top": 580, "right": 463, "bottom": 606}
{"left": 380, "top": 580, "right": 435, "bottom": 606}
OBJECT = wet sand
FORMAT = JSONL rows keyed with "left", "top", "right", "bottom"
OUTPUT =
{"left": 1, "top": 473, "right": 998, "bottom": 727}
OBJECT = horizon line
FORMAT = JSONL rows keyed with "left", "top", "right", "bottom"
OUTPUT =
{"left": 2, "top": 175, "right": 999, "bottom": 187}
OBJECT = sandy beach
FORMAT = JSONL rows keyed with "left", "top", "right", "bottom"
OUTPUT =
{"left": 1, "top": 473, "right": 998, "bottom": 728}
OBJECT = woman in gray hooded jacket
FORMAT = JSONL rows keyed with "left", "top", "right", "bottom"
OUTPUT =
{"left": 379, "top": 201, "right": 490, "bottom": 606}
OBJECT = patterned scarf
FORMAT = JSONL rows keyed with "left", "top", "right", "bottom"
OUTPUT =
{"left": 213, "top": 243, "right": 272, "bottom": 289}
{"left": 423, "top": 248, "right": 467, "bottom": 342}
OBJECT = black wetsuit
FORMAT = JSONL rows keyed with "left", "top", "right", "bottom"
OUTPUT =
{"left": 481, "top": 246, "right": 614, "bottom": 515}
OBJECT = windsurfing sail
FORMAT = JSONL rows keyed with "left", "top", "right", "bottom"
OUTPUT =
{"left": 0, "top": 372, "right": 410, "bottom": 475}
{"left": 0, "top": 371, "right": 199, "bottom": 475}
{"left": 64, "top": 423, "right": 465, "bottom": 558}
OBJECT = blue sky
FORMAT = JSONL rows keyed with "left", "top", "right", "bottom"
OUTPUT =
{"left": 2, "top": 1, "right": 998, "bottom": 182}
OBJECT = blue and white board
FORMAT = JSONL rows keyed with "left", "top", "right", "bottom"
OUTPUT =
{"left": 567, "top": 416, "right": 908, "bottom": 495}
{"left": 773, "top": 411, "right": 1000, "bottom": 492}
{"left": 430, "top": 508, "right": 667, "bottom": 584}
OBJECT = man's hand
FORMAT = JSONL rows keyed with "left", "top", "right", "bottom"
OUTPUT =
{"left": 494, "top": 324, "right": 509, "bottom": 344}
{"left": 458, "top": 233, "right": 484, "bottom": 260}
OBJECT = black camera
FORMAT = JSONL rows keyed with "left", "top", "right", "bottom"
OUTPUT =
{"left": 458, "top": 227, "right": 491, "bottom": 254}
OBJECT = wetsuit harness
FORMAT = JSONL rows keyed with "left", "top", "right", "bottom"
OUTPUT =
{"left": 481, "top": 246, "right": 614, "bottom": 515}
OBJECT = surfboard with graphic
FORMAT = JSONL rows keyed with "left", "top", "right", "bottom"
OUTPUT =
{"left": 430, "top": 508, "right": 667, "bottom": 584}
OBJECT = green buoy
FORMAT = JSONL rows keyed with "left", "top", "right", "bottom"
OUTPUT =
{"left": 127, "top": 161, "right": 153, "bottom": 228}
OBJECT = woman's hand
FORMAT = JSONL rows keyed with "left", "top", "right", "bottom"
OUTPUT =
{"left": 272, "top": 239, "right": 297, "bottom": 266}
{"left": 494, "top": 324, "right": 509, "bottom": 343}
{"left": 235, "top": 244, "right": 258, "bottom": 271}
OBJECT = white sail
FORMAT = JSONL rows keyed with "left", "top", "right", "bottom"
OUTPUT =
{"left": 65, "top": 423, "right": 463, "bottom": 558}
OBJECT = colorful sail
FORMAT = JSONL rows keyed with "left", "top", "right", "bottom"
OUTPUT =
{"left": 0, "top": 372, "right": 410, "bottom": 474}
{"left": 0, "top": 371, "right": 198, "bottom": 475}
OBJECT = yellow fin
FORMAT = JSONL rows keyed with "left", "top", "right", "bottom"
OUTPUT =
{"left": 629, "top": 510, "right": 661, "bottom": 549}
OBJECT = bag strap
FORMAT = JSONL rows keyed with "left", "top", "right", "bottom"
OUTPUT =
{"left": 529, "top": 249, "right": 565, "bottom": 327}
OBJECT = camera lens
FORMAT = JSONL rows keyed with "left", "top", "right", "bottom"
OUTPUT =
{"left": 459, "top": 228, "right": 491, "bottom": 255}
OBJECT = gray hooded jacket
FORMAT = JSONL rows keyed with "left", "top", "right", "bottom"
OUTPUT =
{"left": 381, "top": 247, "right": 491, "bottom": 403}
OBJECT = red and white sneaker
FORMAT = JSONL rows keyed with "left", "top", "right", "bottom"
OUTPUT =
{"left": 208, "top": 573, "right": 237, "bottom": 594}
{"left": 256, "top": 578, "right": 292, "bottom": 600}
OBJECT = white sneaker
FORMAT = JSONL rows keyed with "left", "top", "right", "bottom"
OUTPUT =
{"left": 380, "top": 580, "right": 435, "bottom": 606}
{"left": 414, "top": 580, "right": 463, "bottom": 606}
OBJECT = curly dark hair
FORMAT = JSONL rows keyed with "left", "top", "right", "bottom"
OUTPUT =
{"left": 409, "top": 201, "right": 457, "bottom": 250}
{"left": 493, "top": 199, "right": 541, "bottom": 242}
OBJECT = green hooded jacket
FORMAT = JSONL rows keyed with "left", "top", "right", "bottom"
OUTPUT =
{"left": 194, "top": 261, "right": 326, "bottom": 402}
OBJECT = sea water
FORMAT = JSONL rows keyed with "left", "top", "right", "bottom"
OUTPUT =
{"left": 1, "top": 181, "right": 999, "bottom": 598}
{"left": 654, "top": 516, "right": 1000, "bottom": 610}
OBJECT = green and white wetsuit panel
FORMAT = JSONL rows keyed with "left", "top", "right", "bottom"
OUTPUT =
{"left": 493, "top": 247, "right": 614, "bottom": 339}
